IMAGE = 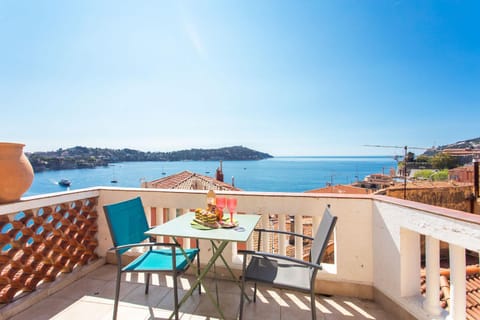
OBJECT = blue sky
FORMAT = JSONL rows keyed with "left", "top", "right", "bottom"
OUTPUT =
{"left": 1, "top": 1, "right": 479, "bottom": 156}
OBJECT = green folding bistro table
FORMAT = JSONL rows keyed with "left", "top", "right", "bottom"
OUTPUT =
{"left": 145, "top": 212, "right": 261, "bottom": 319}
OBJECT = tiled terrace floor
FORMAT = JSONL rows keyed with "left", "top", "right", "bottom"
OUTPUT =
{"left": 9, "top": 264, "right": 391, "bottom": 320}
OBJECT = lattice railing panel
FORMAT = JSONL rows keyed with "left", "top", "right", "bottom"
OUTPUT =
{"left": 0, "top": 197, "right": 99, "bottom": 303}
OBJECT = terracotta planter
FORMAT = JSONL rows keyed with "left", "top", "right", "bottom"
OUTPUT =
{"left": 0, "top": 142, "right": 34, "bottom": 204}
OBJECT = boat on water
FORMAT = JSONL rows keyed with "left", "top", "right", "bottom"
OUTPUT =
{"left": 111, "top": 166, "right": 118, "bottom": 183}
{"left": 58, "top": 179, "right": 71, "bottom": 187}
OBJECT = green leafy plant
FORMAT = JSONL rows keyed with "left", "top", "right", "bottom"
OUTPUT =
{"left": 413, "top": 169, "right": 448, "bottom": 181}
{"left": 430, "top": 152, "right": 459, "bottom": 169}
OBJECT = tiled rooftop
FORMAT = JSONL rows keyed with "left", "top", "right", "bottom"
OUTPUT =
{"left": 8, "top": 264, "right": 390, "bottom": 320}
{"left": 421, "top": 264, "right": 480, "bottom": 320}
{"left": 305, "top": 185, "right": 371, "bottom": 194}
{"left": 144, "top": 170, "right": 240, "bottom": 191}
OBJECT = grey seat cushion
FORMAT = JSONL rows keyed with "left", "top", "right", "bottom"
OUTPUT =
{"left": 245, "top": 256, "right": 311, "bottom": 291}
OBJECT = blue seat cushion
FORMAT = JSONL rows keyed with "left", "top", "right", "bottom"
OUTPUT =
{"left": 122, "top": 248, "right": 199, "bottom": 272}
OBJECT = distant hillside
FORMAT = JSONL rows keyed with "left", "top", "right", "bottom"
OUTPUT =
{"left": 437, "top": 137, "right": 480, "bottom": 150}
{"left": 27, "top": 146, "right": 273, "bottom": 172}
{"left": 423, "top": 137, "right": 480, "bottom": 156}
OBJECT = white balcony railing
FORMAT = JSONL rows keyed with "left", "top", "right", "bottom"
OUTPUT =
{"left": 1, "top": 187, "right": 479, "bottom": 320}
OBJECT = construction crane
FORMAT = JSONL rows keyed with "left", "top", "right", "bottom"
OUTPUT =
{"left": 364, "top": 145, "right": 431, "bottom": 199}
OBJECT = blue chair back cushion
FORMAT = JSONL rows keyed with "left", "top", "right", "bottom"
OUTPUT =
{"left": 104, "top": 197, "right": 150, "bottom": 254}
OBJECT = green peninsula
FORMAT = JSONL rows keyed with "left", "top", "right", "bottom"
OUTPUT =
{"left": 27, "top": 146, "right": 273, "bottom": 172}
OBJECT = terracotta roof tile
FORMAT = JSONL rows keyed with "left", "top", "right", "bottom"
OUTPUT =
{"left": 420, "top": 264, "right": 480, "bottom": 319}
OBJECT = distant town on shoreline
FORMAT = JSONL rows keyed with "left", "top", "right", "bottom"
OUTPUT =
{"left": 26, "top": 145, "right": 273, "bottom": 172}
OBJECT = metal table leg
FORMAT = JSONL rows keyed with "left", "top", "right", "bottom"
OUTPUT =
{"left": 210, "top": 241, "right": 251, "bottom": 302}
{"left": 169, "top": 240, "right": 229, "bottom": 320}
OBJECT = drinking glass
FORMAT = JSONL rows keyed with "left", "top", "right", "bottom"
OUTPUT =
{"left": 227, "top": 198, "right": 237, "bottom": 224}
{"left": 216, "top": 197, "right": 226, "bottom": 220}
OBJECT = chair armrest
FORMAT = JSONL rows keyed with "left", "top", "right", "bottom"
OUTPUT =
{"left": 109, "top": 242, "right": 179, "bottom": 252}
{"left": 254, "top": 228, "right": 314, "bottom": 241}
{"left": 238, "top": 249, "right": 322, "bottom": 270}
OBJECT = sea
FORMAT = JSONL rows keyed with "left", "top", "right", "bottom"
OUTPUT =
{"left": 25, "top": 156, "right": 398, "bottom": 196}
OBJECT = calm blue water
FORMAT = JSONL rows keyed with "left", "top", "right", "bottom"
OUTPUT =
{"left": 25, "top": 156, "right": 398, "bottom": 196}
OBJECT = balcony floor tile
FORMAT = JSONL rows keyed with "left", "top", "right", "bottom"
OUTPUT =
{"left": 9, "top": 264, "right": 390, "bottom": 320}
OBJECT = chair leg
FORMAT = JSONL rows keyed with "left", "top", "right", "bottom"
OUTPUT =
{"left": 310, "top": 290, "right": 316, "bottom": 320}
{"left": 173, "top": 271, "right": 179, "bottom": 320}
{"left": 253, "top": 283, "right": 258, "bottom": 302}
{"left": 197, "top": 251, "right": 201, "bottom": 295}
{"left": 239, "top": 253, "right": 248, "bottom": 320}
{"left": 113, "top": 261, "right": 122, "bottom": 320}
{"left": 145, "top": 272, "right": 150, "bottom": 294}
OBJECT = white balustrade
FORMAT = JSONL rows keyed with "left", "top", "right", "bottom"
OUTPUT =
{"left": 2, "top": 187, "right": 479, "bottom": 320}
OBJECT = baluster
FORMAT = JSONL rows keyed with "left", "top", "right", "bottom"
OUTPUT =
{"left": 423, "top": 236, "right": 441, "bottom": 315}
{"left": 168, "top": 208, "right": 177, "bottom": 221}
{"left": 146, "top": 206, "right": 153, "bottom": 226}
{"left": 400, "top": 229, "right": 420, "bottom": 296}
{"left": 167, "top": 208, "right": 177, "bottom": 244}
{"left": 447, "top": 244, "right": 466, "bottom": 320}
{"left": 181, "top": 208, "right": 190, "bottom": 249}
{"left": 261, "top": 213, "right": 270, "bottom": 252}
{"left": 278, "top": 214, "right": 286, "bottom": 256}
{"left": 312, "top": 215, "right": 320, "bottom": 237}
{"left": 294, "top": 214, "right": 303, "bottom": 259}
{"left": 156, "top": 207, "right": 164, "bottom": 225}
{"left": 154, "top": 207, "right": 166, "bottom": 242}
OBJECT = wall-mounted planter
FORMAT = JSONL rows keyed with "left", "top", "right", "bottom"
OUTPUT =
{"left": 0, "top": 142, "right": 34, "bottom": 204}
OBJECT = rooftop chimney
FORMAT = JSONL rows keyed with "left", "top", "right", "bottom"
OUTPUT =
{"left": 216, "top": 160, "right": 224, "bottom": 182}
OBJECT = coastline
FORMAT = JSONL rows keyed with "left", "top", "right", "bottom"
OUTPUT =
{"left": 25, "top": 156, "right": 398, "bottom": 196}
